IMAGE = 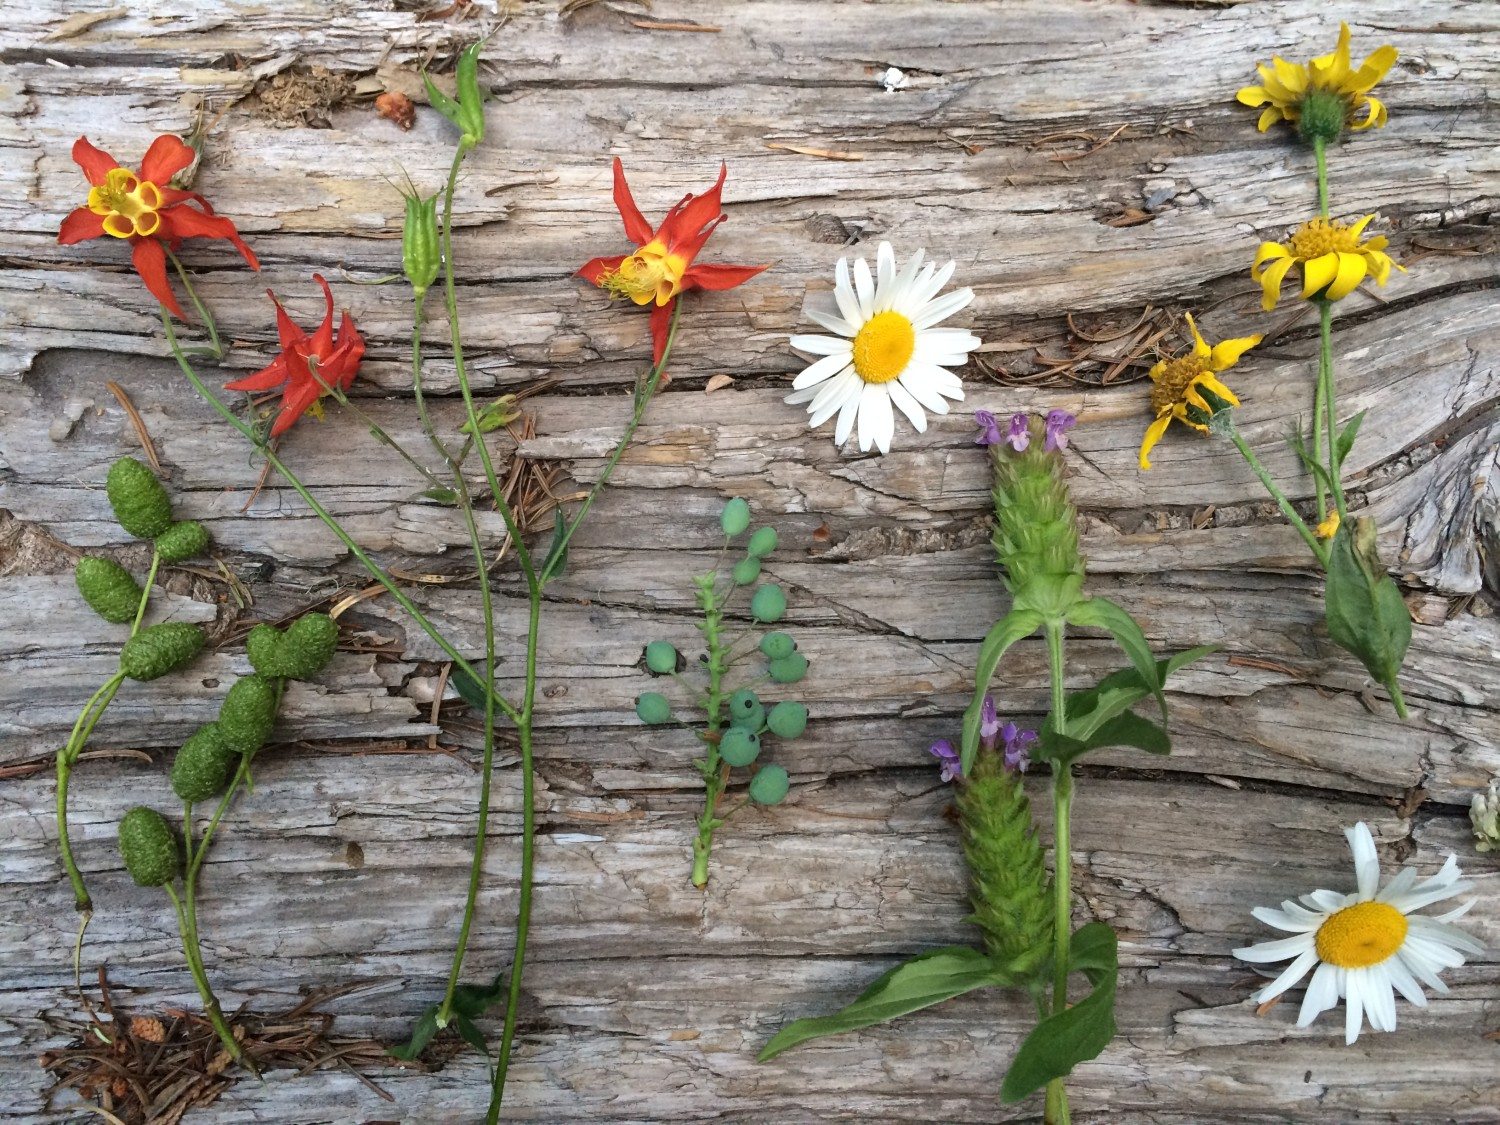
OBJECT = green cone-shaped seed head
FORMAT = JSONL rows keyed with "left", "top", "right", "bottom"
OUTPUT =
{"left": 218, "top": 674, "right": 278, "bottom": 754}
{"left": 644, "top": 641, "right": 679, "bottom": 675}
{"left": 106, "top": 457, "right": 173, "bottom": 540}
{"left": 636, "top": 692, "right": 672, "bottom": 725}
{"left": 767, "top": 700, "right": 808, "bottom": 739}
{"left": 750, "top": 584, "right": 787, "bottom": 624}
{"left": 245, "top": 623, "right": 287, "bottom": 677}
{"left": 154, "top": 520, "right": 210, "bottom": 563}
{"left": 759, "top": 632, "right": 796, "bottom": 660}
{"left": 75, "top": 556, "right": 143, "bottom": 624}
{"left": 170, "top": 723, "right": 239, "bottom": 802}
{"left": 117, "top": 807, "right": 181, "bottom": 888}
{"left": 281, "top": 613, "right": 339, "bottom": 679}
{"left": 719, "top": 727, "right": 761, "bottom": 768}
{"left": 747, "top": 526, "right": 778, "bottom": 558}
{"left": 119, "top": 622, "right": 204, "bottom": 682}
{"left": 990, "top": 422, "right": 1085, "bottom": 618}
{"left": 955, "top": 747, "right": 1053, "bottom": 980}
{"left": 749, "top": 764, "right": 790, "bottom": 805}
{"left": 721, "top": 497, "right": 751, "bottom": 537}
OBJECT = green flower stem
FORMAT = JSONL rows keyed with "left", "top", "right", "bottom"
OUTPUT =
{"left": 164, "top": 881, "right": 244, "bottom": 1066}
{"left": 1387, "top": 679, "right": 1409, "bottom": 721}
{"left": 408, "top": 293, "right": 458, "bottom": 469}
{"left": 1317, "top": 301, "right": 1348, "bottom": 521}
{"left": 166, "top": 249, "right": 224, "bottom": 361}
{"left": 690, "top": 572, "right": 729, "bottom": 888}
{"left": 1313, "top": 137, "right": 1330, "bottom": 218}
{"left": 1044, "top": 620, "right": 1072, "bottom": 1125}
{"left": 1311, "top": 352, "right": 1329, "bottom": 525}
{"left": 1224, "top": 420, "right": 1330, "bottom": 567}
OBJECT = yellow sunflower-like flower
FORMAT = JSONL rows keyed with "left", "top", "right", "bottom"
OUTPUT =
{"left": 1253, "top": 215, "right": 1402, "bottom": 311}
{"left": 1237, "top": 22, "right": 1398, "bottom": 141}
{"left": 1139, "top": 315, "right": 1261, "bottom": 470}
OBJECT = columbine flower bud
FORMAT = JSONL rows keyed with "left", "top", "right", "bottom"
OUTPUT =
{"left": 424, "top": 42, "right": 486, "bottom": 149}
{"left": 1470, "top": 778, "right": 1499, "bottom": 854}
{"left": 990, "top": 417, "right": 1085, "bottom": 619}
{"left": 401, "top": 190, "right": 440, "bottom": 297}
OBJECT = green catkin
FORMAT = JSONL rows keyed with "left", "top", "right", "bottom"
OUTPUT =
{"left": 154, "top": 520, "right": 211, "bottom": 563}
{"left": 74, "top": 556, "right": 143, "bottom": 624}
{"left": 106, "top": 457, "right": 174, "bottom": 540}
{"left": 990, "top": 421, "right": 1085, "bottom": 616}
{"left": 245, "top": 623, "right": 286, "bottom": 677}
{"left": 954, "top": 748, "right": 1054, "bottom": 984}
{"left": 117, "top": 807, "right": 181, "bottom": 887}
{"left": 170, "top": 723, "right": 239, "bottom": 802}
{"left": 119, "top": 622, "right": 205, "bottom": 681}
{"left": 279, "top": 613, "right": 339, "bottom": 680}
{"left": 217, "top": 674, "right": 278, "bottom": 754}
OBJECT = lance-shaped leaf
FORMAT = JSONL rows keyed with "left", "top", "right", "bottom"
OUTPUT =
{"left": 1065, "top": 597, "right": 1165, "bottom": 717}
{"left": 960, "top": 607, "right": 1044, "bottom": 773}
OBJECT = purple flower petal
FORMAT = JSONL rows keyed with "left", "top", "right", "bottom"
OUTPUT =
{"left": 980, "top": 696, "right": 1001, "bottom": 746}
{"left": 973, "top": 409, "right": 1003, "bottom": 447}
{"left": 1043, "top": 409, "right": 1077, "bottom": 452}
{"left": 1006, "top": 412, "right": 1031, "bottom": 452}
{"left": 930, "top": 739, "right": 961, "bottom": 783}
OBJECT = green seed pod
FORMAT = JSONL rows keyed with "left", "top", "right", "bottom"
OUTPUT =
{"left": 119, "top": 622, "right": 204, "bottom": 682}
{"left": 645, "top": 641, "right": 679, "bottom": 676}
{"left": 75, "top": 556, "right": 143, "bottom": 624}
{"left": 402, "top": 191, "right": 441, "bottom": 297}
{"left": 750, "top": 584, "right": 787, "bottom": 624}
{"left": 759, "top": 632, "right": 796, "bottom": 660}
{"left": 454, "top": 41, "right": 486, "bottom": 145}
{"left": 768, "top": 652, "right": 809, "bottom": 685}
{"left": 719, "top": 727, "right": 760, "bottom": 768}
{"left": 245, "top": 623, "right": 287, "bottom": 677}
{"left": 170, "top": 723, "right": 239, "bottom": 803}
{"left": 730, "top": 701, "right": 766, "bottom": 732}
{"left": 153, "top": 520, "right": 210, "bottom": 563}
{"left": 732, "top": 557, "right": 761, "bottom": 586}
{"left": 106, "top": 457, "right": 173, "bottom": 540}
{"left": 767, "top": 700, "right": 808, "bottom": 739}
{"left": 749, "top": 764, "right": 790, "bottom": 805}
{"left": 117, "top": 807, "right": 181, "bottom": 888}
{"left": 636, "top": 692, "right": 672, "bottom": 725}
{"left": 280, "top": 613, "right": 339, "bottom": 680}
{"left": 747, "top": 526, "right": 778, "bottom": 558}
{"left": 218, "top": 674, "right": 278, "bottom": 754}
{"left": 720, "top": 497, "right": 751, "bottom": 537}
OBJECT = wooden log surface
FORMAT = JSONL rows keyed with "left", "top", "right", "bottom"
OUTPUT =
{"left": 1, "top": 0, "right": 1497, "bottom": 1121}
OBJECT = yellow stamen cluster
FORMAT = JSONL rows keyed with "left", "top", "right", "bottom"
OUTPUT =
{"left": 1315, "top": 900, "right": 1407, "bottom": 969}
{"left": 1253, "top": 215, "right": 1400, "bottom": 311}
{"left": 1236, "top": 22, "right": 1398, "bottom": 141}
{"left": 851, "top": 311, "right": 915, "bottom": 384}
{"left": 600, "top": 239, "right": 687, "bottom": 306}
{"left": 87, "top": 167, "right": 164, "bottom": 240}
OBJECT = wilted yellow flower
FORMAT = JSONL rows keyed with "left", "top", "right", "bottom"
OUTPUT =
{"left": 1237, "top": 23, "right": 1398, "bottom": 141}
{"left": 1139, "top": 315, "right": 1260, "bottom": 470}
{"left": 1252, "top": 215, "right": 1401, "bottom": 311}
{"left": 1316, "top": 511, "right": 1341, "bottom": 539}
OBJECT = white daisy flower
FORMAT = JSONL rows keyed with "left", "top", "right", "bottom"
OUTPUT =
{"left": 786, "top": 241, "right": 979, "bottom": 454}
{"left": 1234, "top": 822, "right": 1483, "bottom": 1045}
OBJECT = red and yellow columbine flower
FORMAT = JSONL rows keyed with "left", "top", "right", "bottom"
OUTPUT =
{"left": 578, "top": 158, "right": 767, "bottom": 367}
{"left": 1236, "top": 23, "right": 1398, "bottom": 141}
{"left": 57, "top": 136, "right": 258, "bottom": 319}
{"left": 224, "top": 275, "right": 364, "bottom": 438}
{"left": 1252, "top": 215, "right": 1401, "bottom": 311}
{"left": 1139, "top": 315, "right": 1260, "bottom": 470}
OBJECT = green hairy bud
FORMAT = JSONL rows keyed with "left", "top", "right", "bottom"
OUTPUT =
{"left": 218, "top": 674, "right": 278, "bottom": 755}
{"left": 990, "top": 422, "right": 1085, "bottom": 618}
{"left": 402, "top": 190, "right": 441, "bottom": 296}
{"left": 955, "top": 749, "right": 1053, "bottom": 981}
{"left": 119, "top": 622, "right": 204, "bottom": 682}
{"left": 117, "top": 807, "right": 181, "bottom": 888}
{"left": 1297, "top": 89, "right": 1347, "bottom": 145}
{"left": 246, "top": 622, "right": 286, "bottom": 677}
{"left": 280, "top": 613, "right": 339, "bottom": 680}
{"left": 106, "top": 457, "right": 173, "bottom": 540}
{"left": 170, "top": 723, "right": 239, "bottom": 803}
{"left": 154, "top": 520, "right": 210, "bottom": 563}
{"left": 75, "top": 556, "right": 143, "bottom": 624}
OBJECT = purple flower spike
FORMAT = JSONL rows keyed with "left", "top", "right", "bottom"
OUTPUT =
{"left": 1006, "top": 412, "right": 1031, "bottom": 452}
{"left": 973, "top": 409, "right": 1003, "bottom": 447}
{"left": 1043, "top": 409, "right": 1076, "bottom": 452}
{"left": 999, "top": 721, "right": 1038, "bottom": 773}
{"left": 930, "top": 739, "right": 962, "bottom": 783}
{"left": 979, "top": 695, "right": 1001, "bottom": 750}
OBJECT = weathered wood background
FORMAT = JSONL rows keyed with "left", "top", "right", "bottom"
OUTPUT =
{"left": 2, "top": 0, "right": 1498, "bottom": 1120}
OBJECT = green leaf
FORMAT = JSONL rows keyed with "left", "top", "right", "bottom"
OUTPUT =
{"left": 1335, "top": 410, "right": 1366, "bottom": 464}
{"left": 453, "top": 1015, "right": 491, "bottom": 1058}
{"left": 420, "top": 487, "right": 460, "bottom": 506}
{"left": 1065, "top": 597, "right": 1165, "bottom": 717}
{"left": 758, "top": 946, "right": 1015, "bottom": 1062}
{"left": 1324, "top": 519, "right": 1411, "bottom": 688}
{"left": 1000, "top": 923, "right": 1118, "bottom": 1103}
{"left": 543, "top": 509, "right": 571, "bottom": 579}
{"left": 960, "top": 608, "right": 1044, "bottom": 773}
{"left": 1286, "top": 429, "right": 1336, "bottom": 495}
{"left": 387, "top": 1004, "right": 439, "bottom": 1061}
{"left": 452, "top": 971, "right": 507, "bottom": 1019}
{"left": 451, "top": 667, "right": 490, "bottom": 710}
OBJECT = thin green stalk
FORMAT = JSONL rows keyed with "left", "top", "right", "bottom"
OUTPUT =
{"left": 1224, "top": 421, "right": 1330, "bottom": 566}
{"left": 1387, "top": 680, "right": 1409, "bottom": 721}
{"left": 1311, "top": 357, "right": 1329, "bottom": 525}
{"left": 1313, "top": 137, "right": 1330, "bottom": 218}
{"left": 164, "top": 882, "right": 244, "bottom": 1065}
{"left": 409, "top": 294, "right": 457, "bottom": 468}
{"left": 166, "top": 249, "right": 224, "bottom": 360}
{"left": 1044, "top": 620, "right": 1072, "bottom": 1125}
{"left": 690, "top": 574, "right": 729, "bottom": 888}
{"left": 1317, "top": 301, "right": 1348, "bottom": 521}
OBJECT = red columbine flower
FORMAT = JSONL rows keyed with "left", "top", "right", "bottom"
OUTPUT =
{"left": 578, "top": 158, "right": 767, "bottom": 367}
{"left": 224, "top": 275, "right": 365, "bottom": 438}
{"left": 57, "top": 135, "right": 259, "bottom": 319}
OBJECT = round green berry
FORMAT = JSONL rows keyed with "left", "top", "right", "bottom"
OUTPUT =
{"left": 636, "top": 692, "right": 672, "bottom": 725}
{"left": 768, "top": 652, "right": 809, "bottom": 684}
{"left": 759, "top": 632, "right": 796, "bottom": 660}
{"left": 644, "top": 641, "right": 679, "bottom": 675}
{"left": 747, "top": 526, "right": 778, "bottom": 558}
{"left": 767, "top": 700, "right": 808, "bottom": 739}
{"left": 718, "top": 727, "right": 760, "bottom": 768}
{"left": 729, "top": 688, "right": 760, "bottom": 719}
{"left": 117, "top": 807, "right": 181, "bottom": 887}
{"left": 720, "top": 497, "right": 751, "bottom": 537}
{"left": 732, "top": 557, "right": 761, "bottom": 586}
{"left": 106, "top": 457, "right": 173, "bottom": 540}
{"left": 75, "top": 556, "right": 143, "bottom": 624}
{"left": 749, "top": 764, "right": 790, "bottom": 805}
{"left": 730, "top": 701, "right": 766, "bottom": 732}
{"left": 750, "top": 584, "right": 787, "bottom": 624}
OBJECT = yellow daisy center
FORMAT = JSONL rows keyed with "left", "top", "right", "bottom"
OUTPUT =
{"left": 852, "top": 311, "right": 915, "bottom": 384}
{"left": 601, "top": 239, "right": 687, "bottom": 306}
{"left": 1315, "top": 901, "right": 1408, "bottom": 969}
{"left": 87, "top": 167, "right": 164, "bottom": 239}
{"left": 1287, "top": 217, "right": 1362, "bottom": 261}
{"left": 1149, "top": 356, "right": 1209, "bottom": 417}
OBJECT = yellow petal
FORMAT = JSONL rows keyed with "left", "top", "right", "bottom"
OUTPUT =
{"left": 1300, "top": 252, "right": 1339, "bottom": 299}
{"left": 1147, "top": 359, "right": 1167, "bottom": 382}
{"left": 1184, "top": 313, "right": 1210, "bottom": 359}
{"left": 1196, "top": 372, "right": 1241, "bottom": 409}
{"left": 1363, "top": 234, "right": 1389, "bottom": 252}
{"left": 1325, "top": 251, "right": 1369, "bottom": 301}
{"left": 1252, "top": 241, "right": 1292, "bottom": 274}
{"left": 1365, "top": 250, "right": 1394, "bottom": 287}
{"left": 1348, "top": 214, "right": 1376, "bottom": 240}
{"left": 1358, "top": 95, "right": 1389, "bottom": 129}
{"left": 1271, "top": 57, "right": 1308, "bottom": 94}
{"left": 1349, "top": 45, "right": 1398, "bottom": 93}
{"left": 1209, "top": 333, "right": 1263, "bottom": 372}
{"left": 1257, "top": 255, "right": 1296, "bottom": 311}
{"left": 1257, "top": 106, "right": 1283, "bottom": 132}
{"left": 1138, "top": 413, "right": 1172, "bottom": 471}
{"left": 1236, "top": 85, "right": 1270, "bottom": 108}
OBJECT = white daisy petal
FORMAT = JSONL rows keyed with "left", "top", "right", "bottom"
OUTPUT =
{"left": 899, "top": 369, "right": 950, "bottom": 415}
{"left": 1406, "top": 916, "right": 1486, "bottom": 957}
{"left": 791, "top": 354, "right": 853, "bottom": 391}
{"left": 1256, "top": 946, "right": 1320, "bottom": 1002}
{"left": 1234, "top": 933, "right": 1315, "bottom": 963}
{"left": 1297, "top": 961, "right": 1340, "bottom": 1027}
{"left": 1344, "top": 969, "right": 1366, "bottom": 1043}
{"left": 1252, "top": 906, "right": 1321, "bottom": 934}
{"left": 833, "top": 385, "right": 861, "bottom": 446}
{"left": 1365, "top": 967, "right": 1399, "bottom": 1032}
{"left": 1375, "top": 866, "right": 1419, "bottom": 905}
{"left": 808, "top": 370, "right": 861, "bottom": 427}
{"left": 1388, "top": 880, "right": 1477, "bottom": 914}
{"left": 1278, "top": 899, "right": 1332, "bottom": 927}
{"left": 1347, "top": 822, "right": 1381, "bottom": 900}
{"left": 1432, "top": 898, "right": 1476, "bottom": 924}
{"left": 885, "top": 379, "right": 928, "bottom": 433}
{"left": 905, "top": 258, "right": 956, "bottom": 311}
{"left": 913, "top": 286, "right": 976, "bottom": 330}
{"left": 1305, "top": 888, "right": 1351, "bottom": 913}
{"left": 834, "top": 258, "right": 862, "bottom": 327}
{"left": 1397, "top": 946, "right": 1450, "bottom": 994}
{"left": 873, "top": 242, "right": 896, "bottom": 310}
{"left": 805, "top": 305, "right": 857, "bottom": 337}
{"left": 852, "top": 255, "right": 875, "bottom": 319}
{"left": 1382, "top": 952, "right": 1428, "bottom": 1006}
{"left": 789, "top": 334, "right": 854, "bottom": 357}
{"left": 855, "top": 382, "right": 894, "bottom": 454}
{"left": 888, "top": 247, "right": 925, "bottom": 309}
